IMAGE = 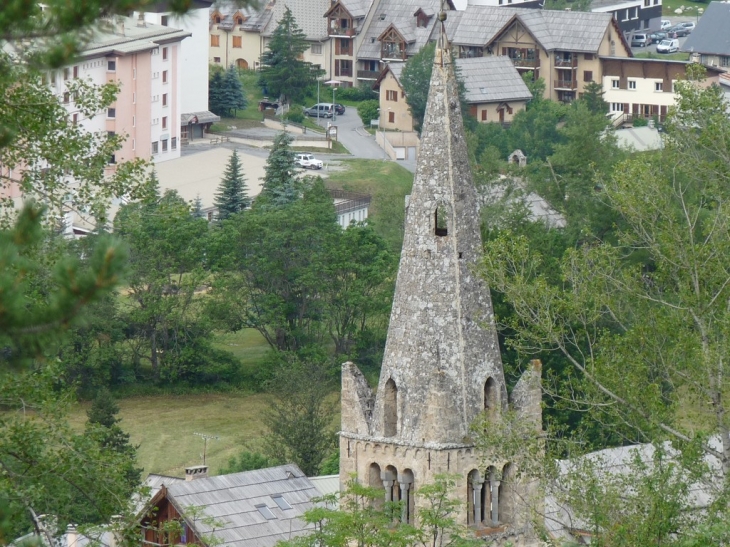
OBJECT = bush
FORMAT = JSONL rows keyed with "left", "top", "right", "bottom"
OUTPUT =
{"left": 337, "top": 83, "right": 377, "bottom": 102}
{"left": 219, "top": 450, "right": 272, "bottom": 475}
{"left": 284, "top": 105, "right": 304, "bottom": 124}
{"left": 357, "top": 100, "right": 380, "bottom": 126}
{"left": 633, "top": 117, "right": 649, "bottom": 127}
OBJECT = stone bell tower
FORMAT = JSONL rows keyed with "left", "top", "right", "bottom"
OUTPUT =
{"left": 339, "top": 8, "right": 542, "bottom": 545}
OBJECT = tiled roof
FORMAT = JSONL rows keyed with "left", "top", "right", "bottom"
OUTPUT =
{"left": 448, "top": 5, "right": 615, "bottom": 53}
{"left": 259, "top": 0, "right": 332, "bottom": 40}
{"left": 358, "top": 0, "right": 446, "bottom": 59}
{"left": 165, "top": 464, "right": 321, "bottom": 547}
{"left": 210, "top": 2, "right": 262, "bottom": 31}
{"left": 455, "top": 56, "right": 533, "bottom": 103}
{"left": 682, "top": 1, "right": 730, "bottom": 56}
{"left": 339, "top": 0, "right": 374, "bottom": 18}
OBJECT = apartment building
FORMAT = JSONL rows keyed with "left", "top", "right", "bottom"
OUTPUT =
{"left": 325, "top": 0, "right": 374, "bottom": 86}
{"left": 591, "top": 0, "right": 663, "bottom": 33}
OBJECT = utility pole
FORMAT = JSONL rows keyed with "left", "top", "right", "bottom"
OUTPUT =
{"left": 193, "top": 432, "right": 220, "bottom": 465}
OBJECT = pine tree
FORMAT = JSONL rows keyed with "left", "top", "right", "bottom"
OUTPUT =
{"left": 221, "top": 66, "right": 248, "bottom": 117}
{"left": 256, "top": 133, "right": 299, "bottom": 209}
{"left": 259, "top": 7, "right": 324, "bottom": 104}
{"left": 192, "top": 194, "right": 204, "bottom": 218}
{"left": 209, "top": 69, "right": 225, "bottom": 116}
{"left": 214, "top": 150, "right": 249, "bottom": 220}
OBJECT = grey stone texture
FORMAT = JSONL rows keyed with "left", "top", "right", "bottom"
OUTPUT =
{"left": 339, "top": 21, "right": 543, "bottom": 545}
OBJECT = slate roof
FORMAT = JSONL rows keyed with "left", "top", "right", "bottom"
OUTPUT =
{"left": 447, "top": 5, "right": 615, "bottom": 53}
{"left": 163, "top": 464, "right": 320, "bottom": 547}
{"left": 455, "top": 56, "right": 533, "bottom": 103}
{"left": 338, "top": 0, "right": 374, "bottom": 19}
{"left": 209, "top": 2, "right": 262, "bottom": 32}
{"left": 682, "top": 2, "right": 730, "bottom": 56}
{"left": 258, "top": 0, "right": 332, "bottom": 40}
{"left": 357, "top": 0, "right": 447, "bottom": 59}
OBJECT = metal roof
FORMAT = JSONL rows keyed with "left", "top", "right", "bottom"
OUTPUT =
{"left": 682, "top": 1, "right": 730, "bottom": 56}
{"left": 166, "top": 464, "right": 321, "bottom": 547}
{"left": 77, "top": 17, "right": 191, "bottom": 58}
{"left": 357, "top": 0, "right": 446, "bottom": 59}
{"left": 455, "top": 56, "right": 533, "bottom": 103}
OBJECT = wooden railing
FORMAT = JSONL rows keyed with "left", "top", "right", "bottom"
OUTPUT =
{"left": 511, "top": 58, "right": 539, "bottom": 68}
{"left": 555, "top": 57, "right": 577, "bottom": 68}
{"left": 357, "top": 70, "right": 380, "bottom": 79}
{"left": 554, "top": 79, "right": 577, "bottom": 89}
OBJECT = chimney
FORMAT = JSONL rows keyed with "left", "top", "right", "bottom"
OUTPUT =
{"left": 137, "top": 12, "right": 147, "bottom": 28}
{"left": 185, "top": 465, "right": 209, "bottom": 481}
{"left": 66, "top": 524, "right": 78, "bottom": 547}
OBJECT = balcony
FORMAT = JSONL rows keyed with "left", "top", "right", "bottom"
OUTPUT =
{"left": 511, "top": 58, "right": 539, "bottom": 69}
{"left": 330, "top": 26, "right": 356, "bottom": 37}
{"left": 357, "top": 70, "right": 381, "bottom": 79}
{"left": 554, "top": 79, "right": 577, "bottom": 90}
{"left": 555, "top": 57, "right": 577, "bottom": 68}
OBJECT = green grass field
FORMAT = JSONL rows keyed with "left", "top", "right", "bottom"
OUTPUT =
{"left": 661, "top": 0, "right": 706, "bottom": 17}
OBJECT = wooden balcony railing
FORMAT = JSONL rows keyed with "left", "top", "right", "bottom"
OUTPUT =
{"left": 511, "top": 58, "right": 539, "bottom": 68}
{"left": 555, "top": 57, "right": 577, "bottom": 68}
{"left": 357, "top": 70, "right": 380, "bottom": 79}
{"left": 329, "top": 27, "right": 356, "bottom": 37}
{"left": 554, "top": 79, "right": 577, "bottom": 89}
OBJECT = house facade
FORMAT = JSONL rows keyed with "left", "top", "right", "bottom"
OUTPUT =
{"left": 683, "top": 2, "right": 730, "bottom": 72}
{"left": 602, "top": 57, "right": 723, "bottom": 122}
{"left": 591, "top": 0, "right": 663, "bottom": 34}
{"left": 373, "top": 63, "right": 413, "bottom": 131}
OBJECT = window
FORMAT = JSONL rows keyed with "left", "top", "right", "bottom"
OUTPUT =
{"left": 213, "top": 14, "right": 221, "bottom": 24}
{"left": 107, "top": 60, "right": 116, "bottom": 71}
{"left": 721, "top": 56, "right": 730, "bottom": 68}
{"left": 235, "top": 16, "right": 244, "bottom": 25}
{"left": 107, "top": 107, "right": 116, "bottom": 118}
{"left": 655, "top": 82, "right": 663, "bottom": 92}
{"left": 132, "top": 115, "right": 135, "bottom": 127}
{"left": 171, "top": 137, "right": 177, "bottom": 150}
{"left": 585, "top": 53, "right": 594, "bottom": 60}
{"left": 584, "top": 70, "right": 593, "bottom": 82}
{"left": 64, "top": 68, "right": 70, "bottom": 80}
{"left": 109, "top": 154, "right": 116, "bottom": 164}
{"left": 161, "top": 15, "right": 168, "bottom": 26}
{"left": 232, "top": 36, "right": 242, "bottom": 48}
{"left": 73, "top": 66, "right": 78, "bottom": 78}
{"left": 644, "top": 0, "right": 650, "bottom": 6}
{"left": 629, "top": 80, "right": 637, "bottom": 90}
{"left": 435, "top": 205, "right": 448, "bottom": 236}
{"left": 63, "top": 92, "right": 70, "bottom": 103}
{"left": 386, "top": 90, "right": 398, "bottom": 101}
{"left": 162, "top": 116, "right": 167, "bottom": 129}
{"left": 214, "top": 57, "right": 221, "bottom": 63}
{"left": 51, "top": 72, "right": 56, "bottom": 85}
{"left": 132, "top": 138, "right": 136, "bottom": 150}
{"left": 211, "top": 34, "right": 220, "bottom": 47}
{"left": 162, "top": 139, "right": 168, "bottom": 152}
{"left": 107, "top": 131, "right": 116, "bottom": 140}
{"left": 388, "top": 111, "right": 395, "bottom": 123}
{"left": 256, "top": 505, "right": 276, "bottom": 520}
{"left": 72, "top": 113, "right": 78, "bottom": 124}
{"left": 133, "top": 92, "right": 136, "bottom": 104}
{"left": 163, "top": 70, "right": 168, "bottom": 83}
{"left": 481, "top": 110, "right": 487, "bottom": 121}
{"left": 152, "top": 141, "right": 159, "bottom": 154}
{"left": 612, "top": 79, "right": 620, "bottom": 89}
{"left": 162, "top": 47, "right": 168, "bottom": 60}
{"left": 163, "top": 94, "right": 168, "bottom": 106}
{"left": 611, "top": 102, "right": 624, "bottom": 112}
{"left": 271, "top": 496, "right": 292, "bottom": 510}
{"left": 383, "top": 378, "right": 398, "bottom": 436}
{"left": 311, "top": 43, "right": 322, "bottom": 55}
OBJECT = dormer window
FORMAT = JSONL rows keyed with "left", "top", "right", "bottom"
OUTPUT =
{"left": 414, "top": 8, "right": 431, "bottom": 28}
{"left": 212, "top": 13, "right": 221, "bottom": 24}
{"left": 236, "top": 16, "right": 243, "bottom": 25}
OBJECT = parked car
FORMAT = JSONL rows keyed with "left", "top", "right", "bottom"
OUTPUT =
{"left": 631, "top": 33, "right": 651, "bottom": 47}
{"left": 667, "top": 25, "right": 689, "bottom": 37}
{"left": 304, "top": 103, "right": 334, "bottom": 118}
{"left": 660, "top": 19, "right": 672, "bottom": 30}
{"left": 656, "top": 38, "right": 679, "bottom": 53}
{"left": 679, "top": 21, "right": 695, "bottom": 32}
{"left": 294, "top": 153, "right": 323, "bottom": 169}
{"left": 649, "top": 31, "right": 668, "bottom": 42}
{"left": 334, "top": 103, "right": 346, "bottom": 115}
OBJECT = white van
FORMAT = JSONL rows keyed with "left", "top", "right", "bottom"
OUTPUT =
{"left": 656, "top": 38, "right": 679, "bottom": 53}
{"left": 660, "top": 19, "right": 671, "bottom": 30}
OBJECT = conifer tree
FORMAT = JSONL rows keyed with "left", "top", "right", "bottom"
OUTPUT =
{"left": 192, "top": 194, "right": 205, "bottom": 218}
{"left": 221, "top": 66, "right": 248, "bottom": 117}
{"left": 214, "top": 150, "right": 249, "bottom": 220}
{"left": 259, "top": 7, "right": 324, "bottom": 104}
{"left": 256, "top": 133, "right": 299, "bottom": 209}
{"left": 209, "top": 69, "right": 225, "bottom": 116}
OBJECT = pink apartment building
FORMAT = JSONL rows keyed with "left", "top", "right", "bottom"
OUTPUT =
{"left": 0, "top": 16, "right": 190, "bottom": 226}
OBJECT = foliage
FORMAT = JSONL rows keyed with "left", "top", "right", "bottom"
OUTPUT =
{"left": 214, "top": 151, "right": 250, "bottom": 221}
{"left": 337, "top": 82, "right": 377, "bottom": 102}
{"left": 210, "top": 66, "right": 248, "bottom": 118}
{"left": 218, "top": 450, "right": 272, "bottom": 475}
{"left": 521, "top": 71, "right": 546, "bottom": 104}
{"left": 263, "top": 349, "right": 337, "bottom": 476}
{"left": 284, "top": 104, "right": 305, "bottom": 124}
{"left": 356, "top": 100, "right": 380, "bottom": 127}
{"left": 400, "top": 42, "right": 436, "bottom": 132}
{"left": 257, "top": 132, "right": 300, "bottom": 209}
{"left": 259, "top": 7, "right": 325, "bottom": 104}
{"left": 209, "top": 70, "right": 225, "bottom": 118}
{"left": 581, "top": 81, "right": 608, "bottom": 115}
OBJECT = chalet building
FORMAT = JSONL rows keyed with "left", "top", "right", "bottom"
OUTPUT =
{"left": 208, "top": 0, "right": 332, "bottom": 80}
{"left": 468, "top": 0, "right": 543, "bottom": 9}
{"left": 325, "top": 0, "right": 375, "bottom": 86}
{"left": 683, "top": 2, "right": 730, "bottom": 72}
{"left": 591, "top": 0, "right": 663, "bottom": 34}
{"left": 445, "top": 6, "right": 632, "bottom": 102}
{"left": 601, "top": 57, "right": 723, "bottom": 123}
{"left": 139, "top": 464, "right": 324, "bottom": 547}
{"left": 373, "top": 55, "right": 531, "bottom": 131}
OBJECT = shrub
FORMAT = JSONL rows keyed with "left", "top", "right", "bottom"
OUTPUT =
{"left": 284, "top": 104, "right": 304, "bottom": 124}
{"left": 633, "top": 117, "right": 649, "bottom": 127}
{"left": 357, "top": 100, "right": 380, "bottom": 126}
{"left": 338, "top": 83, "right": 377, "bottom": 102}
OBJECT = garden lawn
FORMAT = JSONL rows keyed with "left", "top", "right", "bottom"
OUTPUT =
{"left": 325, "top": 159, "right": 414, "bottom": 251}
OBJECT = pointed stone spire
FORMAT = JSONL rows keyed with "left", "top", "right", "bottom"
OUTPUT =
{"left": 370, "top": 13, "right": 506, "bottom": 445}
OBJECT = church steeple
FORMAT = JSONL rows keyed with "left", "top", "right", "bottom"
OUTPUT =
{"left": 369, "top": 14, "right": 506, "bottom": 445}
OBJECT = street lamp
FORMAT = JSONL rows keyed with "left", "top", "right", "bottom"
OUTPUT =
{"left": 324, "top": 79, "right": 341, "bottom": 122}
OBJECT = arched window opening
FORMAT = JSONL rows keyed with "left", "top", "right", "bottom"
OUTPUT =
{"left": 499, "top": 463, "right": 514, "bottom": 525}
{"left": 435, "top": 205, "right": 448, "bottom": 236}
{"left": 484, "top": 466, "right": 501, "bottom": 527}
{"left": 467, "top": 469, "right": 482, "bottom": 526}
{"left": 484, "top": 377, "right": 499, "bottom": 416}
{"left": 381, "top": 466, "right": 400, "bottom": 516}
{"left": 369, "top": 463, "right": 384, "bottom": 508}
{"left": 399, "top": 469, "right": 415, "bottom": 523}
{"left": 383, "top": 378, "right": 398, "bottom": 437}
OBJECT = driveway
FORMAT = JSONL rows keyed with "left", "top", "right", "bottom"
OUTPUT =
{"left": 309, "top": 108, "right": 390, "bottom": 161}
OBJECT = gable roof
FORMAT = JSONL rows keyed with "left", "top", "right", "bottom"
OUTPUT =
{"left": 373, "top": 61, "right": 406, "bottom": 89}
{"left": 339, "top": 0, "right": 374, "bottom": 19}
{"left": 682, "top": 2, "right": 730, "bottom": 56}
{"left": 155, "top": 464, "right": 320, "bottom": 547}
{"left": 357, "top": 0, "right": 447, "bottom": 59}
{"left": 456, "top": 56, "right": 533, "bottom": 103}
{"left": 448, "top": 5, "right": 618, "bottom": 53}
{"left": 209, "top": 2, "right": 262, "bottom": 31}
{"left": 238, "top": 0, "right": 331, "bottom": 40}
